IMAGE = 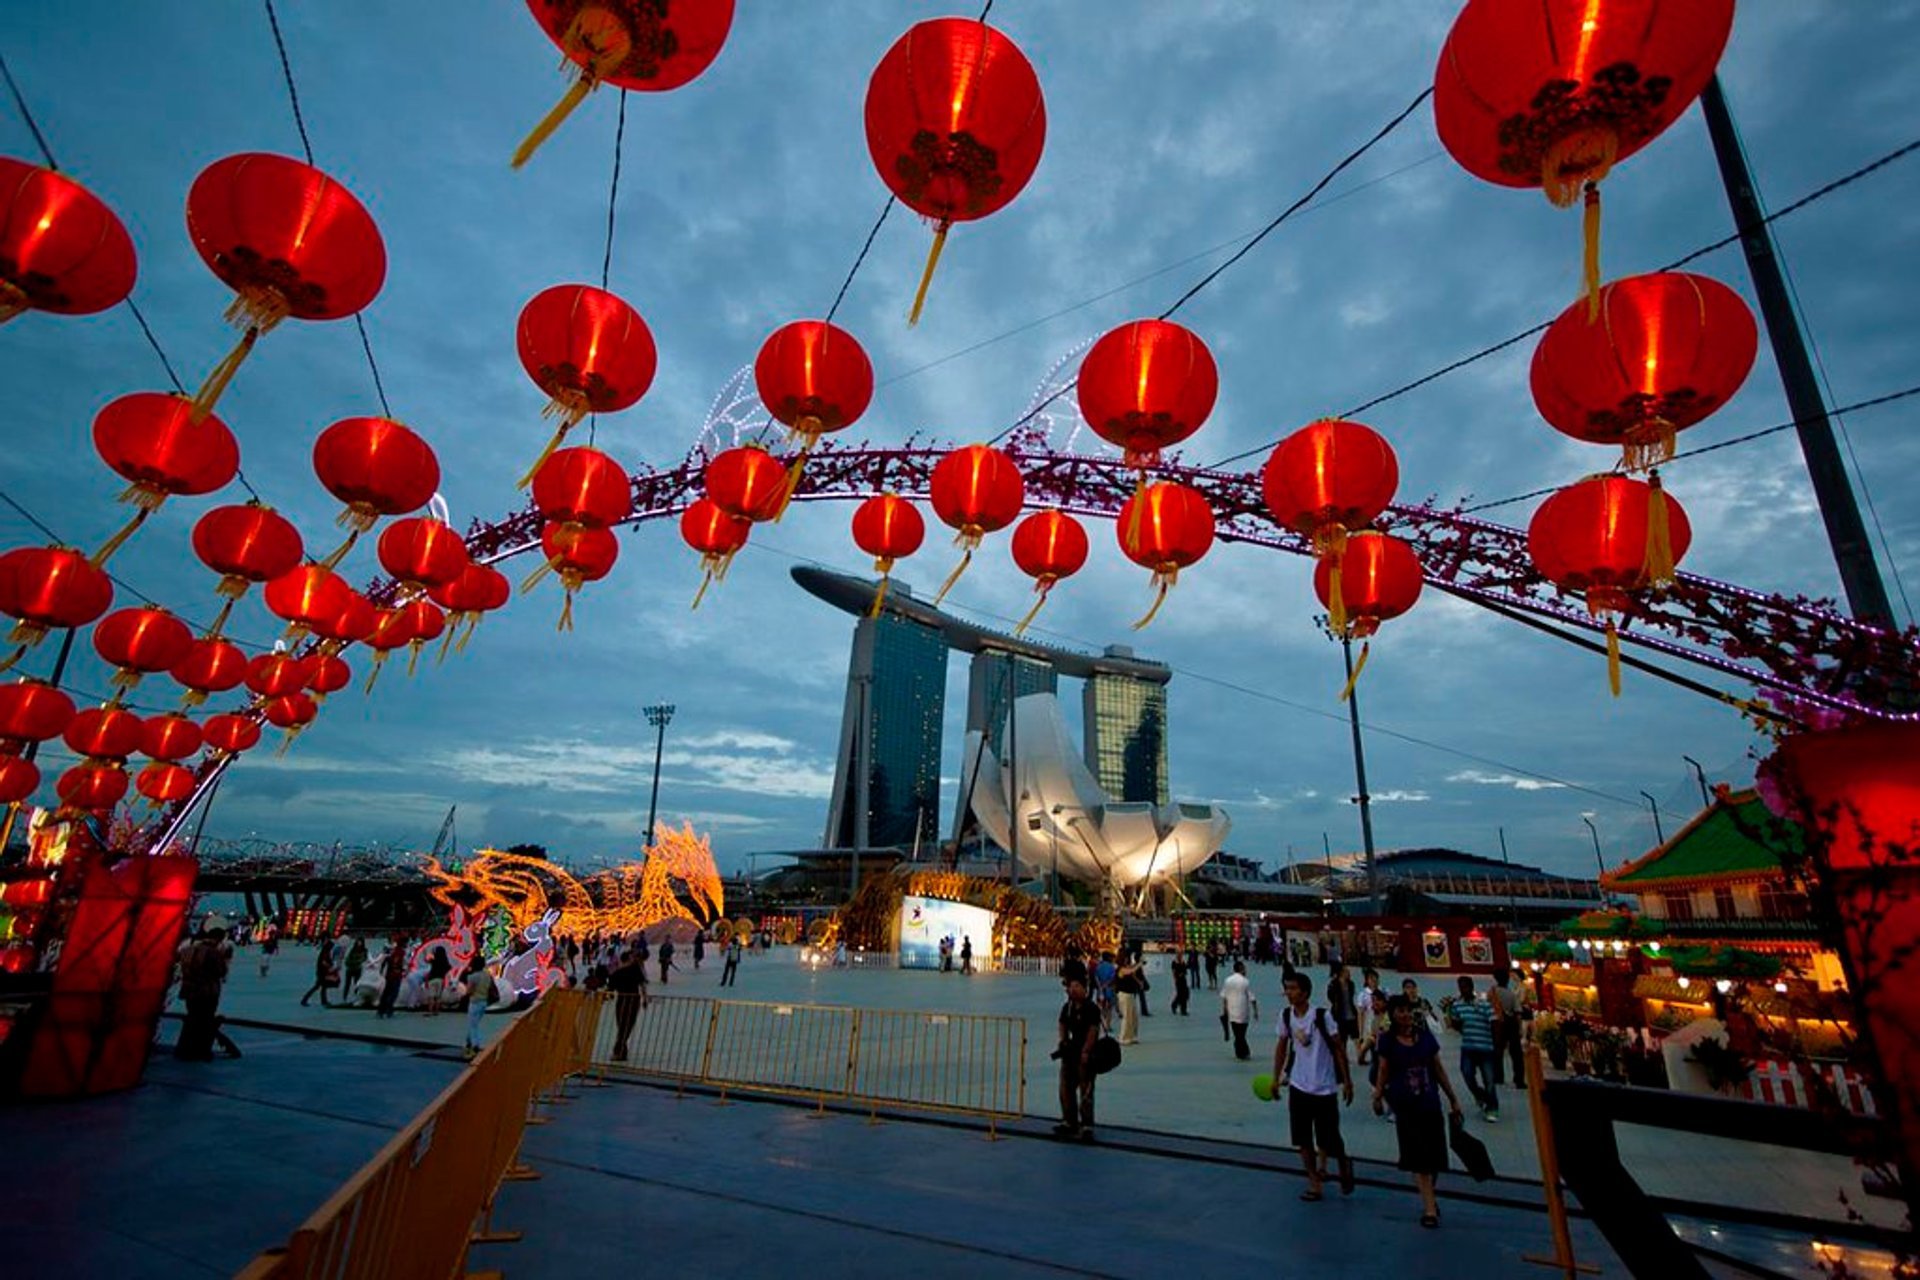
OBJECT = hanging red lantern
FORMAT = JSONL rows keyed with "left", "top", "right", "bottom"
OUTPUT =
{"left": 512, "top": 0, "right": 736, "bottom": 168}
{"left": 531, "top": 447, "right": 632, "bottom": 529}
{"left": 1009, "top": 510, "right": 1089, "bottom": 636}
{"left": 184, "top": 153, "right": 386, "bottom": 421}
{"left": 928, "top": 444, "right": 1025, "bottom": 604}
{"left": 191, "top": 501, "right": 305, "bottom": 638}
{"left": 1076, "top": 319, "right": 1218, "bottom": 471}
{"left": 1528, "top": 472, "right": 1692, "bottom": 695}
{"left": 0, "top": 157, "right": 137, "bottom": 323}
{"left": 139, "top": 713, "right": 204, "bottom": 762}
{"left": 1433, "top": 0, "right": 1734, "bottom": 313}
{"left": 89, "top": 392, "right": 239, "bottom": 565}
{"left": 399, "top": 599, "right": 446, "bottom": 676}
{"left": 523, "top": 521, "right": 619, "bottom": 633}
{"left": 170, "top": 637, "right": 248, "bottom": 708}
{"left": 312, "top": 416, "right": 441, "bottom": 550}
{"left": 865, "top": 17, "right": 1047, "bottom": 325}
{"left": 850, "top": 493, "right": 925, "bottom": 616}
{"left": 1312, "top": 531, "right": 1425, "bottom": 699}
{"left": 203, "top": 712, "right": 262, "bottom": 756}
{"left": 0, "top": 679, "right": 74, "bottom": 746}
{"left": 754, "top": 320, "right": 874, "bottom": 507}
{"left": 0, "top": 755, "right": 38, "bottom": 805}
{"left": 1115, "top": 481, "right": 1215, "bottom": 629}
{"left": 64, "top": 705, "right": 143, "bottom": 761}
{"left": 429, "top": 563, "right": 511, "bottom": 657}
{"left": 56, "top": 760, "right": 127, "bottom": 813}
{"left": 91, "top": 605, "right": 194, "bottom": 693}
{"left": 514, "top": 284, "right": 657, "bottom": 486}
{"left": 312, "top": 589, "right": 376, "bottom": 646}
{"left": 704, "top": 445, "right": 788, "bottom": 523}
{"left": 134, "top": 761, "right": 197, "bottom": 807}
{"left": 377, "top": 516, "right": 470, "bottom": 594}
{"left": 264, "top": 564, "right": 351, "bottom": 641}
{"left": 0, "top": 545, "right": 113, "bottom": 656}
{"left": 680, "top": 498, "right": 751, "bottom": 609}
{"left": 1531, "top": 270, "right": 1758, "bottom": 469}
{"left": 305, "top": 653, "right": 352, "bottom": 703}
{"left": 361, "top": 606, "right": 416, "bottom": 694}
{"left": 1261, "top": 419, "right": 1401, "bottom": 634}
{"left": 245, "top": 652, "right": 315, "bottom": 699}
{"left": 260, "top": 692, "right": 318, "bottom": 750}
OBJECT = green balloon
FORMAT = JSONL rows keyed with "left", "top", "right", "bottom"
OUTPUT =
{"left": 1252, "top": 1073, "right": 1276, "bottom": 1101}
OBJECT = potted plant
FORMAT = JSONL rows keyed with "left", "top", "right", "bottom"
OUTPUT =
{"left": 1535, "top": 1014, "right": 1570, "bottom": 1071}
{"left": 1687, "top": 1034, "right": 1753, "bottom": 1093}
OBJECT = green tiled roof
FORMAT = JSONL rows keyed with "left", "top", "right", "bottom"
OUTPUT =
{"left": 1612, "top": 798, "right": 1804, "bottom": 886}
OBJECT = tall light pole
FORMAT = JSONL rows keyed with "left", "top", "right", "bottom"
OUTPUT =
{"left": 1581, "top": 814, "right": 1608, "bottom": 906}
{"left": 1320, "top": 617, "right": 1379, "bottom": 916}
{"left": 644, "top": 703, "right": 675, "bottom": 848}
{"left": 1682, "top": 755, "right": 1711, "bottom": 809}
{"left": 1638, "top": 790, "right": 1666, "bottom": 846}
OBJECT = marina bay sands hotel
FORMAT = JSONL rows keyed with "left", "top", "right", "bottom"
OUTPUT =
{"left": 791, "top": 567, "right": 1172, "bottom": 853}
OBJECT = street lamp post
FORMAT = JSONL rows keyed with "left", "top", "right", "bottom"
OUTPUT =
{"left": 1639, "top": 790, "right": 1666, "bottom": 846}
{"left": 1682, "top": 756, "right": 1711, "bottom": 809}
{"left": 1581, "top": 814, "right": 1608, "bottom": 906}
{"left": 1320, "top": 618, "right": 1380, "bottom": 915}
{"left": 644, "top": 703, "right": 675, "bottom": 848}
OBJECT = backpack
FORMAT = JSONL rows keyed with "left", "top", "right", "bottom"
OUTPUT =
{"left": 1282, "top": 1005, "right": 1336, "bottom": 1045}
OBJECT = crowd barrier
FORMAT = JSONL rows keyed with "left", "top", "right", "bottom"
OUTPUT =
{"left": 235, "top": 988, "right": 593, "bottom": 1280}
{"left": 583, "top": 992, "right": 1026, "bottom": 1129}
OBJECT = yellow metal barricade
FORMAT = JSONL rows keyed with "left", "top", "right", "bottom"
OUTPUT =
{"left": 848, "top": 1007, "right": 1026, "bottom": 1121}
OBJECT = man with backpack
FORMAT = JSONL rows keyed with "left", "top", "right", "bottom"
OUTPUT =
{"left": 1270, "top": 969, "right": 1355, "bottom": 1201}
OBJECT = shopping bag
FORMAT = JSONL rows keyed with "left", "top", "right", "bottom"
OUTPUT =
{"left": 1448, "top": 1111, "right": 1496, "bottom": 1181}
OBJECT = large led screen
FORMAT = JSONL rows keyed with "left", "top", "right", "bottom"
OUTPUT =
{"left": 898, "top": 895, "right": 995, "bottom": 970}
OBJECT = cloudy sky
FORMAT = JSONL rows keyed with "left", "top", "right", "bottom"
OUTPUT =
{"left": 3, "top": 2, "right": 1915, "bottom": 881}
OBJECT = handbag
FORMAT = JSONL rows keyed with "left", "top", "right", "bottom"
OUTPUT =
{"left": 1089, "top": 1034, "right": 1122, "bottom": 1075}
{"left": 1448, "top": 1112, "right": 1496, "bottom": 1181}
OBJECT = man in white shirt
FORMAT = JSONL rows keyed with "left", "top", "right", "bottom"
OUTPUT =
{"left": 1220, "top": 960, "right": 1258, "bottom": 1060}
{"left": 1270, "top": 969, "right": 1354, "bottom": 1200}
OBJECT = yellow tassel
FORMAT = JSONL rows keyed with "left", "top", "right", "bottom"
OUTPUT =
{"left": 516, "top": 422, "right": 573, "bottom": 490}
{"left": 773, "top": 433, "right": 818, "bottom": 522}
{"left": 318, "top": 528, "right": 361, "bottom": 571}
{"left": 179, "top": 689, "right": 207, "bottom": 710}
{"left": 109, "top": 669, "right": 143, "bottom": 695}
{"left": 0, "top": 645, "right": 23, "bottom": 675}
{"left": 0, "top": 280, "right": 27, "bottom": 325}
{"left": 715, "top": 548, "right": 739, "bottom": 582}
{"left": 1338, "top": 641, "right": 1371, "bottom": 703}
{"left": 189, "top": 326, "right": 260, "bottom": 425}
{"left": 1013, "top": 581, "right": 1053, "bottom": 637}
{"left": 275, "top": 727, "right": 303, "bottom": 758}
{"left": 437, "top": 618, "right": 462, "bottom": 664}
{"left": 1131, "top": 570, "right": 1175, "bottom": 631}
{"left": 512, "top": 74, "right": 596, "bottom": 170}
{"left": 690, "top": 566, "right": 716, "bottom": 611}
{"left": 1582, "top": 183, "right": 1603, "bottom": 322}
{"left": 455, "top": 616, "right": 481, "bottom": 654}
{"left": 1606, "top": 618, "right": 1623, "bottom": 697}
{"left": 1327, "top": 551, "right": 1348, "bottom": 635}
{"left": 868, "top": 571, "right": 891, "bottom": 619}
{"left": 907, "top": 221, "right": 951, "bottom": 327}
{"left": 89, "top": 507, "right": 151, "bottom": 568}
{"left": 364, "top": 652, "right": 389, "bottom": 695}
{"left": 519, "top": 558, "right": 558, "bottom": 595}
{"left": 557, "top": 590, "right": 576, "bottom": 633}
{"left": 408, "top": 641, "right": 424, "bottom": 678}
{"left": 1123, "top": 472, "right": 1147, "bottom": 559}
{"left": 6, "top": 621, "right": 47, "bottom": 648}
{"left": 932, "top": 542, "right": 975, "bottom": 607}
{"left": 1644, "top": 470, "right": 1675, "bottom": 589}
{"left": 202, "top": 597, "right": 237, "bottom": 641}
{"left": 1623, "top": 418, "right": 1676, "bottom": 472}
{"left": 1311, "top": 524, "right": 1348, "bottom": 560}
{"left": 116, "top": 481, "right": 168, "bottom": 513}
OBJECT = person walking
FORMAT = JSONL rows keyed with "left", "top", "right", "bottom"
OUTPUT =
{"left": 1326, "top": 961, "right": 1359, "bottom": 1058}
{"left": 1490, "top": 968, "right": 1524, "bottom": 1086}
{"left": 1185, "top": 946, "right": 1200, "bottom": 991}
{"left": 1170, "top": 949, "right": 1191, "bottom": 1015}
{"left": 1449, "top": 975, "right": 1500, "bottom": 1120}
{"left": 342, "top": 936, "right": 368, "bottom": 1002}
{"left": 1220, "top": 960, "right": 1258, "bottom": 1060}
{"left": 607, "top": 948, "right": 648, "bottom": 1061}
{"left": 960, "top": 936, "right": 975, "bottom": 975}
{"left": 1270, "top": 969, "right": 1354, "bottom": 1200}
{"left": 299, "top": 936, "right": 338, "bottom": 1008}
{"left": 1114, "top": 953, "right": 1143, "bottom": 1045}
{"left": 719, "top": 933, "right": 742, "bottom": 987}
{"left": 462, "top": 957, "right": 497, "bottom": 1059}
{"left": 1054, "top": 975, "right": 1103, "bottom": 1141}
{"left": 692, "top": 930, "right": 706, "bottom": 971}
{"left": 423, "top": 945, "right": 453, "bottom": 1015}
{"left": 658, "top": 936, "right": 676, "bottom": 985}
{"left": 1356, "top": 968, "right": 1383, "bottom": 1064}
{"left": 1374, "top": 994, "right": 1466, "bottom": 1228}
{"left": 1135, "top": 944, "right": 1153, "bottom": 1018}
{"left": 1203, "top": 941, "right": 1220, "bottom": 990}
{"left": 1092, "top": 952, "right": 1118, "bottom": 1029}
{"left": 176, "top": 927, "right": 233, "bottom": 1061}
{"left": 376, "top": 938, "right": 406, "bottom": 1018}
{"left": 257, "top": 926, "right": 278, "bottom": 978}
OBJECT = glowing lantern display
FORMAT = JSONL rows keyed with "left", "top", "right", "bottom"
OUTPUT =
{"left": 1312, "top": 531, "right": 1425, "bottom": 698}
{"left": 704, "top": 445, "right": 787, "bottom": 523}
{"left": 261, "top": 692, "right": 318, "bottom": 749}
{"left": 134, "top": 761, "right": 196, "bottom": 807}
{"left": 184, "top": 153, "right": 386, "bottom": 420}
{"left": 91, "top": 605, "right": 194, "bottom": 693}
{"left": 1076, "top": 319, "right": 1218, "bottom": 472}
{"left": 523, "top": 521, "right": 619, "bottom": 632}
{"left": 0, "top": 755, "right": 37, "bottom": 805}
{"left": 202, "top": 712, "right": 262, "bottom": 756}
{"left": 139, "top": 714, "right": 204, "bottom": 762}
{"left": 264, "top": 564, "right": 351, "bottom": 641}
{"left": 850, "top": 493, "right": 924, "bottom": 616}
{"left": 0, "top": 679, "right": 74, "bottom": 747}
{"left": 90, "top": 393, "right": 239, "bottom": 563}
{"left": 399, "top": 599, "right": 446, "bottom": 675}
{"left": 377, "top": 516, "right": 470, "bottom": 595}
{"left": 313, "top": 416, "right": 441, "bottom": 549}
{"left": 928, "top": 444, "right": 1024, "bottom": 604}
{"left": 64, "top": 705, "right": 143, "bottom": 761}
{"left": 514, "top": 283, "right": 657, "bottom": 486}
{"left": 1115, "top": 481, "right": 1215, "bottom": 629}
{"left": 430, "top": 562, "right": 513, "bottom": 656}
{"left": 361, "top": 606, "right": 415, "bottom": 694}
{"left": 754, "top": 320, "right": 874, "bottom": 507}
{"left": 1261, "top": 418, "right": 1401, "bottom": 632}
{"left": 171, "top": 636, "right": 248, "bottom": 708}
{"left": 56, "top": 760, "right": 127, "bottom": 814}
{"left": 1433, "top": 0, "right": 1734, "bottom": 312}
{"left": 512, "top": 0, "right": 736, "bottom": 168}
{"left": 191, "top": 502, "right": 305, "bottom": 637}
{"left": 245, "top": 653, "right": 314, "bottom": 699}
{"left": 312, "top": 589, "right": 376, "bottom": 646}
{"left": 864, "top": 17, "right": 1046, "bottom": 324}
{"left": 0, "top": 545, "right": 113, "bottom": 656}
{"left": 1527, "top": 473, "right": 1691, "bottom": 695}
{"left": 531, "top": 447, "right": 632, "bottom": 529}
{"left": 680, "top": 498, "right": 751, "bottom": 609}
{"left": 305, "top": 654, "right": 352, "bottom": 703}
{"left": 1531, "top": 270, "right": 1758, "bottom": 469}
{"left": 0, "top": 156, "right": 137, "bottom": 323}
{"left": 1009, "top": 509, "right": 1089, "bottom": 635}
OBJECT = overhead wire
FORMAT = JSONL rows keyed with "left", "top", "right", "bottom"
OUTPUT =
{"left": 0, "top": 48, "right": 56, "bottom": 169}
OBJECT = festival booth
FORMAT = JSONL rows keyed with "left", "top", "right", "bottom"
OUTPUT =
{"left": 1172, "top": 912, "right": 1508, "bottom": 973}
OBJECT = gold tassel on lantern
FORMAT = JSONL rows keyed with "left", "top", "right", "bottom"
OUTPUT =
{"left": 932, "top": 527, "right": 981, "bottom": 607}
{"left": 407, "top": 640, "right": 427, "bottom": 678}
{"left": 519, "top": 557, "right": 558, "bottom": 595}
{"left": 1013, "top": 578, "right": 1056, "bottom": 637}
{"left": 516, "top": 423, "right": 575, "bottom": 490}
{"left": 907, "top": 221, "right": 951, "bottom": 327}
{"left": 0, "top": 645, "right": 24, "bottom": 676}
{"left": 1538, "top": 127, "right": 1618, "bottom": 322}
{"left": 773, "top": 417, "right": 825, "bottom": 522}
{"left": 364, "top": 651, "right": 391, "bottom": 695}
{"left": 1132, "top": 567, "right": 1177, "bottom": 631}
{"left": 89, "top": 507, "right": 151, "bottom": 569}
{"left": 556, "top": 582, "right": 579, "bottom": 633}
{"left": 1581, "top": 183, "right": 1603, "bottom": 321}
{"left": 1605, "top": 617, "right": 1623, "bottom": 698}
{"left": 188, "top": 325, "right": 262, "bottom": 425}
{"left": 512, "top": 11, "right": 628, "bottom": 169}
{"left": 1123, "top": 472, "right": 1148, "bottom": 558}
{"left": 1338, "top": 641, "right": 1372, "bottom": 704}
{"left": 1326, "top": 550, "right": 1349, "bottom": 636}
{"left": 1644, "top": 470, "right": 1676, "bottom": 589}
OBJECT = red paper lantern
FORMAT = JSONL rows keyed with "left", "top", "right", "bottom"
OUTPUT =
{"left": 1531, "top": 270, "right": 1758, "bottom": 469}
{"left": 680, "top": 498, "right": 751, "bottom": 609}
{"left": 1076, "top": 320, "right": 1218, "bottom": 469}
{"left": 0, "top": 754, "right": 38, "bottom": 804}
{"left": 360, "top": 605, "right": 416, "bottom": 694}
{"left": 851, "top": 493, "right": 925, "bottom": 615}
{"left": 92, "top": 392, "right": 239, "bottom": 512}
{"left": 928, "top": 445, "right": 1025, "bottom": 604}
{"left": 429, "top": 563, "right": 511, "bottom": 655}
{"left": 56, "top": 760, "right": 127, "bottom": 813}
{"left": 515, "top": 284, "right": 657, "bottom": 484}
{"left": 261, "top": 692, "right": 317, "bottom": 730}
{"left": 377, "top": 517, "right": 470, "bottom": 593}
{"left": 264, "top": 565, "right": 351, "bottom": 639}
{"left": 865, "top": 17, "right": 1046, "bottom": 324}
{"left": 513, "top": 0, "right": 736, "bottom": 168}
{"left": 134, "top": 761, "right": 196, "bottom": 807}
{"left": 139, "top": 714, "right": 204, "bottom": 762}
{"left": 0, "top": 545, "right": 113, "bottom": 650}
{"left": 704, "top": 446, "right": 787, "bottom": 523}
{"left": 170, "top": 637, "right": 248, "bottom": 708}
{"left": 192, "top": 502, "right": 305, "bottom": 607}
{"left": 313, "top": 417, "right": 441, "bottom": 534}
{"left": 244, "top": 653, "right": 314, "bottom": 700}
{"left": 312, "top": 589, "right": 376, "bottom": 645}
{"left": 399, "top": 599, "right": 446, "bottom": 675}
{"left": 184, "top": 153, "right": 386, "bottom": 420}
{"left": 1115, "top": 481, "right": 1215, "bottom": 629}
{"left": 1433, "top": 0, "right": 1734, "bottom": 309}
{"left": 64, "top": 705, "right": 144, "bottom": 761}
{"left": 202, "top": 713, "right": 262, "bottom": 756}
{"left": 531, "top": 447, "right": 632, "bottom": 529}
{"left": 1261, "top": 419, "right": 1400, "bottom": 556}
{"left": 528, "top": 521, "right": 619, "bottom": 632}
{"left": 91, "top": 605, "right": 194, "bottom": 691}
{"left": 0, "top": 157, "right": 137, "bottom": 323}
{"left": 1009, "top": 510, "right": 1089, "bottom": 635}
{"left": 1528, "top": 473, "right": 1692, "bottom": 694}
{"left": 305, "top": 654, "right": 352, "bottom": 701}
{"left": 1313, "top": 532, "right": 1424, "bottom": 639}
{"left": 0, "top": 679, "right": 75, "bottom": 744}
{"left": 755, "top": 319, "right": 874, "bottom": 460}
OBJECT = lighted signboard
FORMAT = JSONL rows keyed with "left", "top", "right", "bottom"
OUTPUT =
{"left": 898, "top": 895, "right": 994, "bottom": 970}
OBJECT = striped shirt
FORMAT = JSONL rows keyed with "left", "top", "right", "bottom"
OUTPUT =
{"left": 1454, "top": 996, "right": 1497, "bottom": 1052}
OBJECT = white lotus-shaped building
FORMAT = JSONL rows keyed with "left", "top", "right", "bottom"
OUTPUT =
{"left": 963, "top": 692, "right": 1230, "bottom": 894}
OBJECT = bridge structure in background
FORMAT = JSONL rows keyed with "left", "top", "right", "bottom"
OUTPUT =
{"left": 191, "top": 839, "right": 440, "bottom": 931}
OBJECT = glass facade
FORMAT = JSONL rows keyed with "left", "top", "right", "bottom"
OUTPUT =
{"left": 830, "top": 614, "right": 947, "bottom": 850}
{"left": 1082, "top": 673, "right": 1168, "bottom": 804}
{"left": 968, "top": 650, "right": 1058, "bottom": 755}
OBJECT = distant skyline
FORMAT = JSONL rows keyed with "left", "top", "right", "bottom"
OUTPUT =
{"left": 1, "top": 4, "right": 1914, "bottom": 881}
